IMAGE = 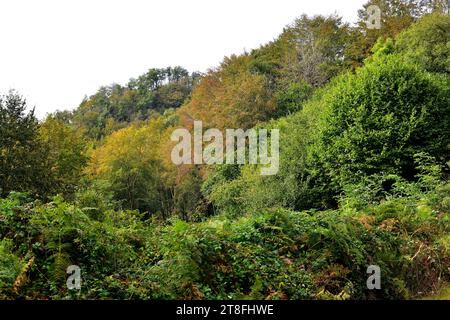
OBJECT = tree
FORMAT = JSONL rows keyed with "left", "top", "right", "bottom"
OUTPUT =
{"left": 312, "top": 55, "right": 450, "bottom": 195}
{"left": 281, "top": 14, "right": 350, "bottom": 87}
{"left": 201, "top": 94, "right": 328, "bottom": 214}
{"left": 344, "top": 0, "right": 447, "bottom": 68}
{"left": 251, "top": 14, "right": 350, "bottom": 88}
{"left": 0, "top": 92, "right": 49, "bottom": 198}
{"left": 179, "top": 55, "right": 276, "bottom": 130}
{"left": 38, "top": 116, "right": 88, "bottom": 198}
{"left": 172, "top": 165, "right": 205, "bottom": 221}
{"left": 86, "top": 117, "right": 175, "bottom": 215}
{"left": 275, "top": 80, "right": 313, "bottom": 115}
{"left": 396, "top": 12, "right": 450, "bottom": 73}
{"left": 73, "top": 66, "right": 199, "bottom": 140}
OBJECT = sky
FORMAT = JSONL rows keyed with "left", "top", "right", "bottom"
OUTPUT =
{"left": 0, "top": 0, "right": 367, "bottom": 119}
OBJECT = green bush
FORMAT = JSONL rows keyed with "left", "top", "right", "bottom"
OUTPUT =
{"left": 0, "top": 239, "right": 24, "bottom": 298}
{"left": 396, "top": 13, "right": 450, "bottom": 74}
{"left": 312, "top": 54, "right": 449, "bottom": 196}
{"left": 0, "top": 180, "right": 448, "bottom": 299}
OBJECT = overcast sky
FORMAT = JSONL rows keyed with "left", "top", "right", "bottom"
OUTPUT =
{"left": 0, "top": 0, "right": 367, "bottom": 118}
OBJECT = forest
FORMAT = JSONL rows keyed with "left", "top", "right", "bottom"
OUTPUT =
{"left": 0, "top": 0, "right": 449, "bottom": 300}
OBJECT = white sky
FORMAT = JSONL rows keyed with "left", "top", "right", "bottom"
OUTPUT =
{"left": 0, "top": 0, "right": 367, "bottom": 119}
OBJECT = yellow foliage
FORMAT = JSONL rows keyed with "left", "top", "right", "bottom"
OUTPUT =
{"left": 178, "top": 55, "right": 276, "bottom": 130}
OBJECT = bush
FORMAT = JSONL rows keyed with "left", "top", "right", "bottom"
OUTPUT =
{"left": 311, "top": 55, "right": 450, "bottom": 196}
{"left": 396, "top": 13, "right": 450, "bottom": 74}
{"left": 0, "top": 180, "right": 448, "bottom": 299}
{"left": 0, "top": 239, "right": 24, "bottom": 298}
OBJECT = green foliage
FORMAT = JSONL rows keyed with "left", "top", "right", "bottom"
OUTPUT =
{"left": 1, "top": 4, "right": 449, "bottom": 301}
{"left": 2, "top": 181, "right": 447, "bottom": 299}
{"left": 203, "top": 22, "right": 450, "bottom": 213}
{"left": 344, "top": 0, "right": 445, "bottom": 68}
{"left": 74, "top": 179, "right": 118, "bottom": 220}
{"left": 0, "top": 239, "right": 24, "bottom": 296}
{"left": 275, "top": 81, "right": 313, "bottom": 115}
{"left": 0, "top": 193, "right": 148, "bottom": 299}
{"left": 73, "top": 67, "right": 200, "bottom": 139}
{"left": 0, "top": 92, "right": 49, "bottom": 198}
{"left": 0, "top": 93, "right": 87, "bottom": 201}
{"left": 172, "top": 166, "right": 206, "bottom": 221}
{"left": 38, "top": 116, "right": 88, "bottom": 199}
{"left": 396, "top": 12, "right": 450, "bottom": 73}
{"left": 86, "top": 117, "right": 174, "bottom": 215}
{"left": 312, "top": 54, "right": 449, "bottom": 196}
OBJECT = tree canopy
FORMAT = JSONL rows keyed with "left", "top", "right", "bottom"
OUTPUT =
{"left": 1, "top": 2, "right": 449, "bottom": 301}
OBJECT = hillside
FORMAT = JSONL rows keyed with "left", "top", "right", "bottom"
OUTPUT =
{"left": 0, "top": 0, "right": 449, "bottom": 300}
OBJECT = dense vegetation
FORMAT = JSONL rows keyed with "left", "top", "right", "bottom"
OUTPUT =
{"left": 0, "top": 0, "right": 449, "bottom": 300}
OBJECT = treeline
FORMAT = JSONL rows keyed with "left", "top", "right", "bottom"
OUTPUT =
{"left": 0, "top": 0, "right": 449, "bottom": 300}
{"left": 57, "top": 66, "right": 201, "bottom": 139}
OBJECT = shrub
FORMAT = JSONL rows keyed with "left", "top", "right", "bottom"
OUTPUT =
{"left": 311, "top": 55, "right": 450, "bottom": 196}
